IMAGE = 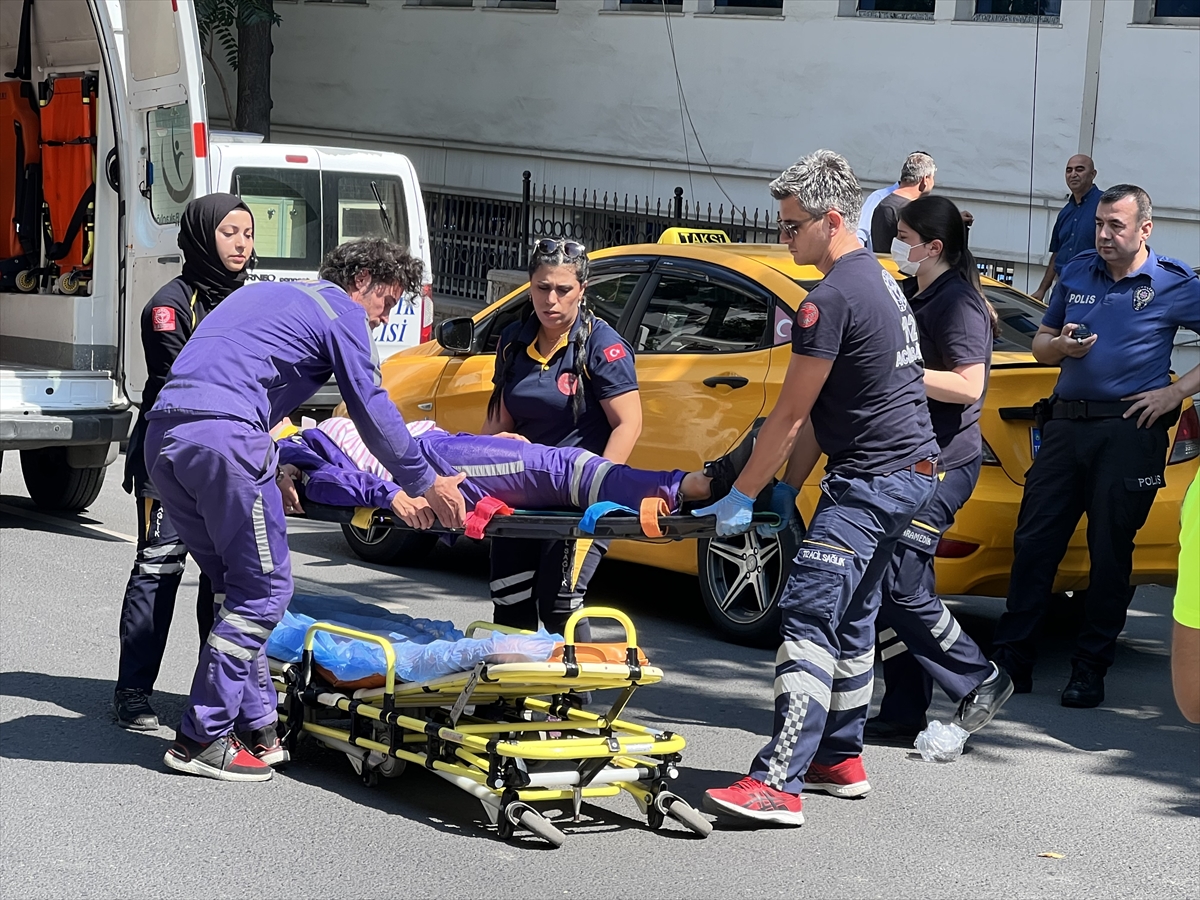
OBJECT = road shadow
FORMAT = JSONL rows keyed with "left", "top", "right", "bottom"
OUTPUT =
{"left": 0, "top": 671, "right": 186, "bottom": 773}
{"left": 0, "top": 496, "right": 131, "bottom": 544}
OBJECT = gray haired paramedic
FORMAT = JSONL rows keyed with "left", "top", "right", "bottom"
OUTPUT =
{"left": 700, "top": 150, "right": 939, "bottom": 827}
{"left": 992, "top": 184, "right": 1200, "bottom": 709}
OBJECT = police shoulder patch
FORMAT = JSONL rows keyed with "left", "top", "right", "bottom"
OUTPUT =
{"left": 798, "top": 302, "right": 820, "bottom": 328}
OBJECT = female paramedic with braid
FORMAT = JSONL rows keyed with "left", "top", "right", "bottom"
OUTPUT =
{"left": 113, "top": 194, "right": 254, "bottom": 732}
{"left": 483, "top": 239, "right": 641, "bottom": 643}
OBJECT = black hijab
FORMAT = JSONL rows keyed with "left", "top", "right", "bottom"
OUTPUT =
{"left": 178, "top": 193, "right": 253, "bottom": 308}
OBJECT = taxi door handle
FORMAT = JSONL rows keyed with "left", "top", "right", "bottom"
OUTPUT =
{"left": 703, "top": 375, "right": 749, "bottom": 389}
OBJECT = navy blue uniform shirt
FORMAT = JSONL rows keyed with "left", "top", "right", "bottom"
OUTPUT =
{"left": 1043, "top": 249, "right": 1200, "bottom": 402}
{"left": 1049, "top": 185, "right": 1102, "bottom": 275}
{"left": 904, "top": 270, "right": 993, "bottom": 470}
{"left": 791, "top": 248, "right": 939, "bottom": 475}
{"left": 495, "top": 312, "right": 638, "bottom": 455}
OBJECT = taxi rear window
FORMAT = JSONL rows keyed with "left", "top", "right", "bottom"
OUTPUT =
{"left": 984, "top": 286, "right": 1043, "bottom": 352}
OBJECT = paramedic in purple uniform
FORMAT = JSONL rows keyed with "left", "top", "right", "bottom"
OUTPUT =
{"left": 145, "top": 239, "right": 467, "bottom": 783}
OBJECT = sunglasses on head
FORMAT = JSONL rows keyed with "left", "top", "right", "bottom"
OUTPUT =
{"left": 534, "top": 238, "right": 587, "bottom": 259}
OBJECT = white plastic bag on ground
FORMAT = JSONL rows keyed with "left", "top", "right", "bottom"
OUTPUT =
{"left": 914, "top": 720, "right": 970, "bottom": 762}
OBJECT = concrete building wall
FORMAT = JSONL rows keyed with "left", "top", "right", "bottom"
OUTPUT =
{"left": 210, "top": 0, "right": 1200, "bottom": 289}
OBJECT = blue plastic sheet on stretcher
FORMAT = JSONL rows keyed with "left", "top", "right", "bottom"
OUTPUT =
{"left": 267, "top": 593, "right": 715, "bottom": 847}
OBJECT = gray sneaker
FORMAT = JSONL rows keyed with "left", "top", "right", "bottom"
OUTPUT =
{"left": 164, "top": 733, "right": 274, "bottom": 782}
{"left": 953, "top": 664, "right": 1014, "bottom": 733}
{"left": 114, "top": 688, "right": 159, "bottom": 732}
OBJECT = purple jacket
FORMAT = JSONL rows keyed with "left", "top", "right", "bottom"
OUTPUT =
{"left": 147, "top": 280, "right": 436, "bottom": 496}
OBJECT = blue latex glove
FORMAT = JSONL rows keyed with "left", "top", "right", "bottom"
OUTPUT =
{"left": 756, "top": 482, "right": 800, "bottom": 538}
{"left": 691, "top": 486, "right": 755, "bottom": 536}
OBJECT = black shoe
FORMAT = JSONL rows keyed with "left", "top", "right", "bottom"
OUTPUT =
{"left": 862, "top": 716, "right": 926, "bottom": 746}
{"left": 702, "top": 418, "right": 766, "bottom": 503}
{"left": 114, "top": 688, "right": 159, "bottom": 732}
{"left": 953, "top": 664, "right": 1014, "bottom": 733}
{"left": 1061, "top": 664, "right": 1105, "bottom": 708}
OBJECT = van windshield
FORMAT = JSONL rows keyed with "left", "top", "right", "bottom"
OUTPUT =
{"left": 233, "top": 167, "right": 322, "bottom": 270}
{"left": 329, "top": 174, "right": 409, "bottom": 250}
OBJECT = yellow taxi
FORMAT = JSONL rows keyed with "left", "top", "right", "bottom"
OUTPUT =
{"left": 358, "top": 229, "right": 1199, "bottom": 645}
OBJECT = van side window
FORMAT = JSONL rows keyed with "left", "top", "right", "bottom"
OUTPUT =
{"left": 327, "top": 174, "right": 409, "bottom": 250}
{"left": 147, "top": 104, "right": 195, "bottom": 225}
{"left": 232, "top": 167, "right": 322, "bottom": 270}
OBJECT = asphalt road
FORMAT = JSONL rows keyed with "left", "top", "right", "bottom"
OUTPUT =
{"left": 1, "top": 451, "right": 1197, "bottom": 899}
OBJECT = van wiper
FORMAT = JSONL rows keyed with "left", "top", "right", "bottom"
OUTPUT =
{"left": 370, "top": 181, "right": 395, "bottom": 242}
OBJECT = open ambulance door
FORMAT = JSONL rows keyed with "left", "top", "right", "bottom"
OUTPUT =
{"left": 97, "top": 0, "right": 210, "bottom": 405}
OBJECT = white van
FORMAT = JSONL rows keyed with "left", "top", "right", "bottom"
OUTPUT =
{"left": 0, "top": 0, "right": 210, "bottom": 510}
{"left": 208, "top": 134, "right": 434, "bottom": 414}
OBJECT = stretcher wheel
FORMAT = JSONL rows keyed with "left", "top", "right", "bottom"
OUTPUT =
{"left": 518, "top": 810, "right": 566, "bottom": 849}
{"left": 647, "top": 805, "right": 665, "bottom": 830}
{"left": 57, "top": 271, "right": 81, "bottom": 294}
{"left": 15, "top": 270, "right": 38, "bottom": 292}
{"left": 665, "top": 799, "right": 713, "bottom": 838}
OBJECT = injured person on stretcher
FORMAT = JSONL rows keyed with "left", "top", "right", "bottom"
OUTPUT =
{"left": 274, "top": 416, "right": 748, "bottom": 528}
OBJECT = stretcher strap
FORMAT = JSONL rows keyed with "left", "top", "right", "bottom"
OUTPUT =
{"left": 639, "top": 497, "right": 669, "bottom": 538}
{"left": 464, "top": 496, "right": 514, "bottom": 540}
{"left": 578, "top": 501, "right": 636, "bottom": 534}
{"left": 350, "top": 507, "right": 376, "bottom": 530}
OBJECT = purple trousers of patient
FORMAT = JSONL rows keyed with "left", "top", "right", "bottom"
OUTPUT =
{"left": 145, "top": 415, "right": 291, "bottom": 744}
{"left": 417, "top": 432, "right": 686, "bottom": 512}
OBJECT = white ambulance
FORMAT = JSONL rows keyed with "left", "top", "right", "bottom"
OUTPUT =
{"left": 0, "top": 0, "right": 210, "bottom": 510}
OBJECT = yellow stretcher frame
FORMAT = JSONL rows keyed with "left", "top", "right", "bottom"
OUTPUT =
{"left": 269, "top": 607, "right": 712, "bottom": 847}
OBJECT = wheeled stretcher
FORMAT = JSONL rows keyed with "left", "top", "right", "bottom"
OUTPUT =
{"left": 269, "top": 607, "right": 714, "bottom": 847}
{"left": 302, "top": 497, "right": 780, "bottom": 542}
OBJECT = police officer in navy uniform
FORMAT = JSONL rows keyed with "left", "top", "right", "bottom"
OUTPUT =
{"left": 113, "top": 194, "right": 254, "bottom": 731}
{"left": 993, "top": 184, "right": 1200, "bottom": 708}
{"left": 484, "top": 239, "right": 641, "bottom": 643}
{"left": 699, "top": 151, "right": 939, "bottom": 827}
{"left": 1030, "top": 155, "right": 1103, "bottom": 302}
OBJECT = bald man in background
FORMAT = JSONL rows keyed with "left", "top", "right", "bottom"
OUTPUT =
{"left": 1031, "top": 155, "right": 1102, "bottom": 302}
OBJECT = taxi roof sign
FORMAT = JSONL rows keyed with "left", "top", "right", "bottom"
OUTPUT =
{"left": 658, "top": 227, "right": 730, "bottom": 245}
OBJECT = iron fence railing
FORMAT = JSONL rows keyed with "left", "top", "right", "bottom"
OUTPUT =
{"left": 424, "top": 171, "right": 778, "bottom": 303}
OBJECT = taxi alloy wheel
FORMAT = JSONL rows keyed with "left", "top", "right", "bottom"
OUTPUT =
{"left": 697, "top": 518, "right": 802, "bottom": 647}
{"left": 340, "top": 522, "right": 438, "bottom": 567}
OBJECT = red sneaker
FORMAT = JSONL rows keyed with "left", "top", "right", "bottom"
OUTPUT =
{"left": 164, "top": 733, "right": 274, "bottom": 782}
{"left": 702, "top": 777, "right": 805, "bottom": 826}
{"left": 804, "top": 756, "right": 871, "bottom": 798}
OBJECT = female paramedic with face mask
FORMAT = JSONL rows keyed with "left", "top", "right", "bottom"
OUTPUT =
{"left": 113, "top": 194, "right": 255, "bottom": 733}
{"left": 866, "top": 195, "right": 1015, "bottom": 744}
{"left": 483, "top": 239, "right": 642, "bottom": 645}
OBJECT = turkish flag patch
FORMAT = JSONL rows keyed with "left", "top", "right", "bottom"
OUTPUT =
{"left": 798, "top": 302, "right": 820, "bottom": 329}
{"left": 602, "top": 343, "right": 627, "bottom": 363}
{"left": 152, "top": 307, "right": 177, "bottom": 332}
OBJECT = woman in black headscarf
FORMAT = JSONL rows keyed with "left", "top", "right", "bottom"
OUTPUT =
{"left": 114, "top": 193, "right": 254, "bottom": 732}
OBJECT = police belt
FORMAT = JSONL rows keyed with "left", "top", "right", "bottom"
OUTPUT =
{"left": 1050, "top": 399, "right": 1133, "bottom": 420}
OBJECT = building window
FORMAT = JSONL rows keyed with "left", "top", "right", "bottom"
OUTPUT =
{"left": 1150, "top": 0, "right": 1200, "bottom": 22}
{"left": 712, "top": 0, "right": 784, "bottom": 14}
{"left": 406, "top": 0, "right": 474, "bottom": 6}
{"left": 617, "top": 0, "right": 683, "bottom": 10}
{"left": 489, "top": 0, "right": 555, "bottom": 8}
{"left": 842, "top": 0, "right": 935, "bottom": 20}
{"left": 968, "top": 0, "right": 1061, "bottom": 22}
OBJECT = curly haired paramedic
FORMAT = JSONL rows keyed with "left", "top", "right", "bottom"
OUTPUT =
{"left": 698, "top": 151, "right": 939, "bottom": 826}
{"left": 144, "top": 239, "right": 468, "bottom": 783}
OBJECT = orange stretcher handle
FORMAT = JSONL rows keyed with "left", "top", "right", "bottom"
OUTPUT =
{"left": 639, "top": 497, "right": 669, "bottom": 538}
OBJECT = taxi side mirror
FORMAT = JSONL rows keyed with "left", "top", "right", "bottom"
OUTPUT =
{"left": 436, "top": 317, "right": 475, "bottom": 354}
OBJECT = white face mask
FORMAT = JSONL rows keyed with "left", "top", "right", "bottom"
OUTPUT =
{"left": 891, "top": 237, "right": 930, "bottom": 276}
